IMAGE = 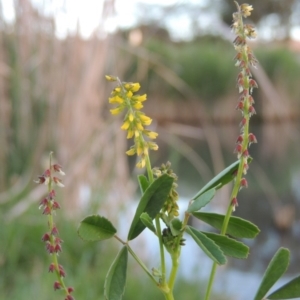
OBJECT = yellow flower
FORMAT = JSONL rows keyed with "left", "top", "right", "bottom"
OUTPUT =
{"left": 126, "top": 148, "right": 136, "bottom": 156}
{"left": 139, "top": 115, "right": 152, "bottom": 126}
{"left": 110, "top": 107, "right": 123, "bottom": 115}
{"left": 121, "top": 120, "right": 130, "bottom": 130}
{"left": 144, "top": 130, "right": 158, "bottom": 139}
{"left": 132, "top": 94, "right": 147, "bottom": 102}
{"left": 136, "top": 158, "right": 146, "bottom": 168}
{"left": 126, "top": 91, "right": 133, "bottom": 98}
{"left": 129, "top": 113, "right": 134, "bottom": 122}
{"left": 127, "top": 130, "right": 134, "bottom": 139}
{"left": 136, "top": 122, "right": 144, "bottom": 131}
{"left": 131, "top": 83, "right": 141, "bottom": 92}
{"left": 133, "top": 102, "right": 143, "bottom": 110}
{"left": 109, "top": 95, "right": 123, "bottom": 104}
{"left": 105, "top": 75, "right": 117, "bottom": 81}
{"left": 137, "top": 145, "right": 144, "bottom": 156}
{"left": 148, "top": 142, "right": 159, "bottom": 151}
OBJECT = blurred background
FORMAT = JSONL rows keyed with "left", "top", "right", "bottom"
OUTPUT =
{"left": 1, "top": 0, "right": 300, "bottom": 299}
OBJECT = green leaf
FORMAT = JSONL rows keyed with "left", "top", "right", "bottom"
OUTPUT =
{"left": 267, "top": 275, "right": 300, "bottom": 299}
{"left": 127, "top": 174, "right": 174, "bottom": 240}
{"left": 140, "top": 212, "right": 156, "bottom": 234}
{"left": 254, "top": 248, "right": 290, "bottom": 300}
{"left": 192, "top": 158, "right": 252, "bottom": 200}
{"left": 170, "top": 218, "right": 182, "bottom": 236}
{"left": 192, "top": 212, "right": 260, "bottom": 239}
{"left": 78, "top": 215, "right": 117, "bottom": 242}
{"left": 138, "top": 175, "right": 149, "bottom": 194}
{"left": 188, "top": 188, "right": 216, "bottom": 212}
{"left": 201, "top": 232, "right": 249, "bottom": 259}
{"left": 186, "top": 226, "right": 226, "bottom": 265}
{"left": 104, "top": 246, "right": 128, "bottom": 300}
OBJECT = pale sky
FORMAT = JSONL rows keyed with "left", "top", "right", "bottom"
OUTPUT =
{"left": 2, "top": 0, "right": 300, "bottom": 40}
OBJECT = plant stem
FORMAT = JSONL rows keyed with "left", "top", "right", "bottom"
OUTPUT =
{"left": 126, "top": 243, "right": 159, "bottom": 286}
{"left": 168, "top": 250, "right": 180, "bottom": 291}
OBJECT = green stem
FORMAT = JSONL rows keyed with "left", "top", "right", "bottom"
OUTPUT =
{"left": 126, "top": 243, "right": 158, "bottom": 286}
{"left": 168, "top": 250, "right": 180, "bottom": 291}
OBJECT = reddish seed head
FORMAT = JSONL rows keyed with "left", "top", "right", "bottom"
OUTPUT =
{"left": 248, "top": 95, "right": 255, "bottom": 105}
{"left": 53, "top": 164, "right": 65, "bottom": 176}
{"left": 236, "top": 135, "right": 243, "bottom": 144}
{"left": 239, "top": 117, "right": 247, "bottom": 128}
{"left": 248, "top": 133, "right": 257, "bottom": 145}
{"left": 67, "top": 287, "right": 74, "bottom": 293}
{"left": 42, "top": 233, "right": 51, "bottom": 242}
{"left": 234, "top": 144, "right": 243, "bottom": 156}
{"left": 53, "top": 177, "right": 64, "bottom": 187}
{"left": 52, "top": 201, "right": 61, "bottom": 210}
{"left": 55, "top": 243, "right": 62, "bottom": 253}
{"left": 242, "top": 149, "right": 249, "bottom": 158}
{"left": 51, "top": 226, "right": 59, "bottom": 236}
{"left": 46, "top": 243, "right": 55, "bottom": 254}
{"left": 65, "top": 295, "right": 74, "bottom": 300}
{"left": 54, "top": 281, "right": 61, "bottom": 291}
{"left": 49, "top": 189, "right": 56, "bottom": 199}
{"left": 240, "top": 178, "right": 248, "bottom": 188}
{"left": 248, "top": 106, "right": 256, "bottom": 116}
{"left": 44, "top": 169, "right": 51, "bottom": 177}
{"left": 35, "top": 176, "right": 46, "bottom": 184}
{"left": 231, "top": 197, "right": 238, "bottom": 211}
{"left": 243, "top": 163, "right": 249, "bottom": 174}
{"left": 43, "top": 206, "right": 51, "bottom": 215}
{"left": 236, "top": 101, "right": 244, "bottom": 111}
{"left": 49, "top": 263, "right": 56, "bottom": 273}
{"left": 39, "top": 198, "right": 48, "bottom": 206}
{"left": 58, "top": 265, "right": 66, "bottom": 277}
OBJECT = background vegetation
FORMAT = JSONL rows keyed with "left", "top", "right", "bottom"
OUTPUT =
{"left": 1, "top": 0, "right": 300, "bottom": 299}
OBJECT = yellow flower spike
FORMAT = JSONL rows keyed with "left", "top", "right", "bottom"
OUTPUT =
{"left": 126, "top": 148, "right": 136, "bottom": 156}
{"left": 110, "top": 107, "right": 123, "bottom": 115}
{"left": 136, "top": 122, "right": 144, "bottom": 131}
{"left": 133, "top": 102, "right": 143, "bottom": 110}
{"left": 144, "top": 130, "right": 158, "bottom": 139}
{"left": 127, "top": 130, "right": 134, "bottom": 139}
{"left": 126, "top": 91, "right": 133, "bottom": 98}
{"left": 105, "top": 75, "right": 117, "bottom": 82}
{"left": 136, "top": 158, "right": 146, "bottom": 168}
{"left": 134, "top": 130, "right": 140, "bottom": 138}
{"left": 143, "top": 147, "right": 149, "bottom": 156}
{"left": 139, "top": 115, "right": 152, "bottom": 126}
{"left": 109, "top": 95, "right": 124, "bottom": 104}
{"left": 113, "top": 87, "right": 121, "bottom": 93}
{"left": 133, "top": 94, "right": 147, "bottom": 102}
{"left": 131, "top": 83, "right": 141, "bottom": 92}
{"left": 148, "top": 142, "right": 159, "bottom": 151}
{"left": 121, "top": 120, "right": 130, "bottom": 130}
{"left": 137, "top": 145, "right": 144, "bottom": 156}
{"left": 129, "top": 113, "right": 134, "bottom": 122}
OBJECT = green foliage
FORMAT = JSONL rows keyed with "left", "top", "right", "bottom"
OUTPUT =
{"left": 201, "top": 232, "right": 249, "bottom": 259}
{"left": 191, "top": 159, "right": 251, "bottom": 200}
{"left": 187, "top": 188, "right": 216, "bottom": 212}
{"left": 186, "top": 226, "right": 227, "bottom": 265}
{"left": 267, "top": 275, "right": 300, "bottom": 299}
{"left": 78, "top": 215, "right": 117, "bottom": 242}
{"left": 192, "top": 212, "right": 260, "bottom": 239}
{"left": 127, "top": 174, "right": 174, "bottom": 240}
{"left": 254, "top": 248, "right": 290, "bottom": 300}
{"left": 104, "top": 246, "right": 128, "bottom": 300}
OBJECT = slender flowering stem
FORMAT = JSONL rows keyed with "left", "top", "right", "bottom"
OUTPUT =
{"left": 205, "top": 3, "right": 258, "bottom": 299}
{"left": 35, "top": 152, "right": 74, "bottom": 300}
